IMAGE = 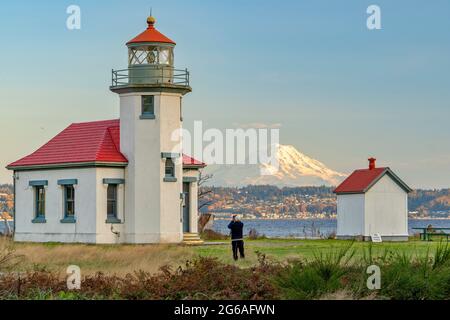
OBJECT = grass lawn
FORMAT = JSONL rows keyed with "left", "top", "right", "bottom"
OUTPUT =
{"left": 194, "top": 238, "right": 444, "bottom": 267}
{"left": 2, "top": 237, "right": 444, "bottom": 275}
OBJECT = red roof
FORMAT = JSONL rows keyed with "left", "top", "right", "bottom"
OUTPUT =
{"left": 183, "top": 154, "right": 206, "bottom": 168}
{"left": 127, "top": 17, "right": 175, "bottom": 45}
{"left": 334, "top": 167, "right": 412, "bottom": 194}
{"left": 7, "top": 119, "right": 204, "bottom": 170}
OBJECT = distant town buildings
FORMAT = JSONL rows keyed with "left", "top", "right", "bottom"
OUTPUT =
{"left": 201, "top": 186, "right": 337, "bottom": 219}
{"left": 0, "top": 188, "right": 13, "bottom": 220}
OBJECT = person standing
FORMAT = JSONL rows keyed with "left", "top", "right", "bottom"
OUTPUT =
{"left": 228, "top": 215, "right": 245, "bottom": 261}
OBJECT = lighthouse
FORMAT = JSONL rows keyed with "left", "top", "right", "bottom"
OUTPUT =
{"left": 7, "top": 15, "right": 204, "bottom": 244}
{"left": 110, "top": 16, "right": 192, "bottom": 243}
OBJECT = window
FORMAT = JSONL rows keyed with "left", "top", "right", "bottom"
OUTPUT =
{"left": 35, "top": 186, "right": 45, "bottom": 218}
{"left": 158, "top": 48, "right": 172, "bottom": 65}
{"left": 165, "top": 158, "right": 175, "bottom": 178}
{"left": 107, "top": 184, "right": 118, "bottom": 219}
{"left": 141, "top": 96, "right": 155, "bottom": 118}
{"left": 64, "top": 185, "right": 75, "bottom": 218}
{"left": 129, "top": 47, "right": 173, "bottom": 65}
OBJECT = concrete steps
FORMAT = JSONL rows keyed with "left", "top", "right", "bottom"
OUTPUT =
{"left": 183, "top": 233, "right": 204, "bottom": 245}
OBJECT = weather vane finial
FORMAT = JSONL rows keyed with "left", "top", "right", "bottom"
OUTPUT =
{"left": 147, "top": 8, "right": 156, "bottom": 28}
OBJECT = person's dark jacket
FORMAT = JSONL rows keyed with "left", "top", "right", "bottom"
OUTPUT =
{"left": 228, "top": 221, "right": 244, "bottom": 240}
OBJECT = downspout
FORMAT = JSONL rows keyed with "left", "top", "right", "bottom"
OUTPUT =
{"left": 13, "top": 171, "right": 16, "bottom": 236}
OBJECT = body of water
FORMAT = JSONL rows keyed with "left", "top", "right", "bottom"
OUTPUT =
{"left": 2, "top": 219, "right": 449, "bottom": 239}
{"left": 0, "top": 221, "right": 12, "bottom": 234}
{"left": 212, "top": 218, "right": 450, "bottom": 238}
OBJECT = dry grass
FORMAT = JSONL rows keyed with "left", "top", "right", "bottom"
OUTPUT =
{"left": 319, "top": 290, "right": 356, "bottom": 300}
{"left": 319, "top": 290, "right": 378, "bottom": 300}
{"left": 2, "top": 238, "right": 196, "bottom": 276}
{"left": 2, "top": 237, "right": 446, "bottom": 277}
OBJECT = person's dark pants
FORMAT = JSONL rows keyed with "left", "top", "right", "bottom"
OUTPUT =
{"left": 232, "top": 240, "right": 245, "bottom": 260}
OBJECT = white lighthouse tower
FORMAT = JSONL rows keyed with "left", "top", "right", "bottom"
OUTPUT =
{"left": 110, "top": 16, "right": 192, "bottom": 243}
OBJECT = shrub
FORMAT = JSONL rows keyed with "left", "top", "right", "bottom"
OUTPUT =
{"left": 200, "top": 229, "right": 228, "bottom": 240}
{"left": 0, "top": 256, "right": 280, "bottom": 300}
{"left": 433, "top": 241, "right": 450, "bottom": 270}
{"left": 248, "top": 228, "right": 266, "bottom": 240}
{"left": 374, "top": 242, "right": 450, "bottom": 300}
{"left": 275, "top": 242, "right": 356, "bottom": 299}
{"left": 0, "top": 239, "right": 22, "bottom": 272}
{"left": 326, "top": 231, "right": 336, "bottom": 240}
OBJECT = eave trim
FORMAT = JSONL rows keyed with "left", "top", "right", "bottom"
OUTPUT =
{"left": 57, "top": 179, "right": 78, "bottom": 186}
{"left": 7, "top": 161, "right": 128, "bottom": 171}
{"left": 363, "top": 168, "right": 412, "bottom": 194}
{"left": 103, "top": 178, "right": 125, "bottom": 185}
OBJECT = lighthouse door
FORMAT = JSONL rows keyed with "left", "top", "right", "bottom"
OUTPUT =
{"left": 182, "top": 182, "right": 190, "bottom": 232}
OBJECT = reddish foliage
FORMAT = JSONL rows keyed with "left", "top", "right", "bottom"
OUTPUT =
{"left": 0, "top": 257, "right": 281, "bottom": 300}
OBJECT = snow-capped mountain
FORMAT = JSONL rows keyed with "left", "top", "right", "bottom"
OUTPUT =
{"left": 204, "top": 144, "right": 347, "bottom": 187}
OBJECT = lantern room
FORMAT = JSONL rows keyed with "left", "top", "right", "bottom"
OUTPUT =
{"left": 126, "top": 16, "right": 175, "bottom": 67}
{"left": 110, "top": 16, "right": 190, "bottom": 90}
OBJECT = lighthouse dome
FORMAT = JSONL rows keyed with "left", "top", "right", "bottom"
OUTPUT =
{"left": 127, "top": 16, "right": 176, "bottom": 46}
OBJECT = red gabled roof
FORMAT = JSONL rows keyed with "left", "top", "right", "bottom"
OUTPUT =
{"left": 7, "top": 120, "right": 128, "bottom": 169}
{"left": 127, "top": 17, "right": 175, "bottom": 45}
{"left": 334, "top": 168, "right": 387, "bottom": 194}
{"left": 334, "top": 167, "right": 412, "bottom": 194}
{"left": 183, "top": 154, "right": 206, "bottom": 168}
{"left": 7, "top": 119, "right": 205, "bottom": 170}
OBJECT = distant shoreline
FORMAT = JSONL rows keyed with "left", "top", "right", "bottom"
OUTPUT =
{"left": 3, "top": 217, "right": 449, "bottom": 223}
{"left": 213, "top": 217, "right": 450, "bottom": 221}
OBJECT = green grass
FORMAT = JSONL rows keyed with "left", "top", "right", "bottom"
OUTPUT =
{"left": 194, "top": 239, "right": 445, "bottom": 266}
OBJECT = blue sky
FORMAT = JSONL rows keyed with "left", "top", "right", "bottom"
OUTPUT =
{"left": 0, "top": 0, "right": 449, "bottom": 188}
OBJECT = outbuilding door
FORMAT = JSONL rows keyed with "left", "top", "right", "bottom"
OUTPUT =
{"left": 182, "top": 182, "right": 190, "bottom": 232}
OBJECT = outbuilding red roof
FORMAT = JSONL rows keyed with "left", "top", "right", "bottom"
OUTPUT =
{"left": 333, "top": 159, "right": 412, "bottom": 194}
{"left": 127, "top": 16, "right": 175, "bottom": 45}
{"left": 7, "top": 119, "right": 204, "bottom": 170}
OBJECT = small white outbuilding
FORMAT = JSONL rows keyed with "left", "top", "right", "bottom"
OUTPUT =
{"left": 334, "top": 158, "right": 412, "bottom": 241}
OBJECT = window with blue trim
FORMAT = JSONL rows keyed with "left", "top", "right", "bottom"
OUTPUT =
{"left": 141, "top": 96, "right": 155, "bottom": 117}
{"left": 107, "top": 184, "right": 118, "bottom": 219}
{"left": 35, "top": 186, "right": 45, "bottom": 218}
{"left": 165, "top": 158, "right": 175, "bottom": 178}
{"left": 64, "top": 185, "right": 75, "bottom": 218}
